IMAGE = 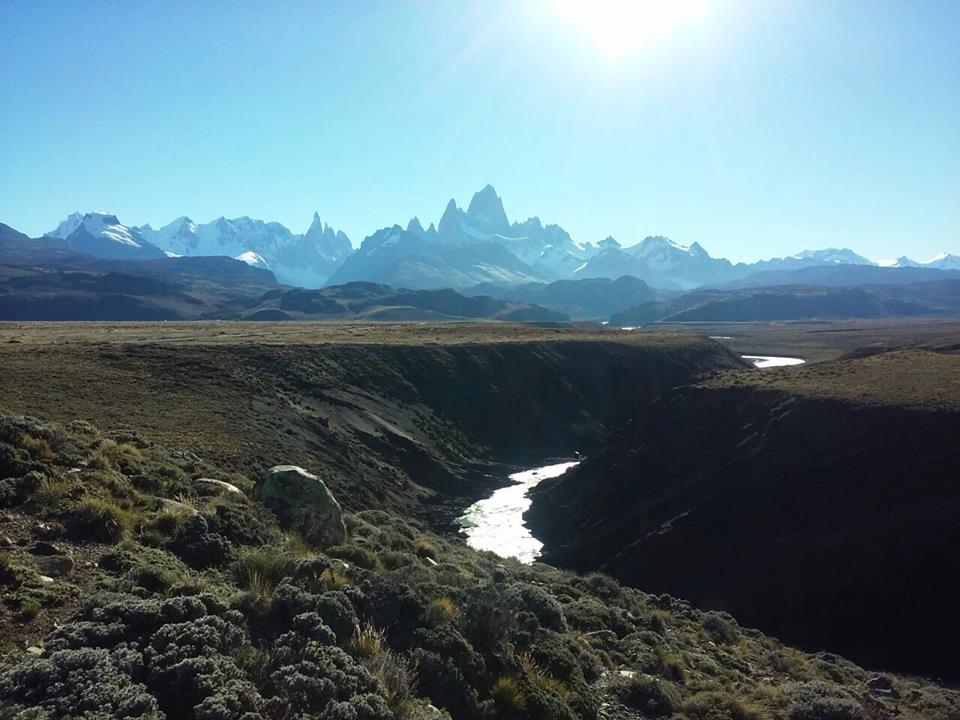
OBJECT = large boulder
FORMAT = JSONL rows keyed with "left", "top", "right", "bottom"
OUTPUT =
{"left": 254, "top": 465, "right": 346, "bottom": 548}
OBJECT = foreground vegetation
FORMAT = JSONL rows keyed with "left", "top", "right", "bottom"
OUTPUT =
{"left": 0, "top": 411, "right": 956, "bottom": 719}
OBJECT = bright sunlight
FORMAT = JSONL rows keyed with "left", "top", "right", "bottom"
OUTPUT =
{"left": 551, "top": 0, "right": 712, "bottom": 58}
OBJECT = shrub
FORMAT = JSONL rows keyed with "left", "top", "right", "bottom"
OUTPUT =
{"left": 65, "top": 496, "right": 132, "bottom": 543}
{"left": 0, "top": 469, "right": 42, "bottom": 507}
{"left": 0, "top": 647, "right": 161, "bottom": 720}
{"left": 612, "top": 675, "right": 682, "bottom": 718}
{"left": 507, "top": 584, "right": 566, "bottom": 632}
{"left": 684, "top": 691, "right": 763, "bottom": 720}
{"left": 413, "top": 625, "right": 486, "bottom": 686}
{"left": 328, "top": 543, "right": 381, "bottom": 570}
{"left": 167, "top": 514, "right": 232, "bottom": 568}
{"left": 703, "top": 611, "right": 740, "bottom": 645}
{"left": 412, "top": 649, "right": 483, "bottom": 720}
{"left": 788, "top": 682, "right": 864, "bottom": 720}
{"left": 205, "top": 501, "right": 278, "bottom": 548}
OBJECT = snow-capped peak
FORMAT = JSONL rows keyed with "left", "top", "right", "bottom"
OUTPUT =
{"left": 633, "top": 236, "right": 690, "bottom": 258}
{"left": 79, "top": 212, "right": 142, "bottom": 247}
{"left": 792, "top": 248, "right": 873, "bottom": 265}
{"left": 235, "top": 251, "right": 269, "bottom": 268}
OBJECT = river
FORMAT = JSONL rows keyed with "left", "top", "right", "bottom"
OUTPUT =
{"left": 743, "top": 355, "right": 805, "bottom": 368}
{"left": 457, "top": 353, "right": 804, "bottom": 561}
{"left": 457, "top": 461, "right": 579, "bottom": 563}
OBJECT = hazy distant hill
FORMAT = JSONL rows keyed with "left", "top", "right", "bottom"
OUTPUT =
{"left": 611, "top": 279, "right": 960, "bottom": 324}
{"left": 467, "top": 274, "right": 660, "bottom": 319}
{"left": 242, "top": 281, "right": 568, "bottom": 322}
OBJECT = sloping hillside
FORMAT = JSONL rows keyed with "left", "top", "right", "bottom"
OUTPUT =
{"left": 0, "top": 412, "right": 956, "bottom": 720}
{"left": 527, "top": 347, "right": 960, "bottom": 679}
{"left": 0, "top": 325, "right": 744, "bottom": 523}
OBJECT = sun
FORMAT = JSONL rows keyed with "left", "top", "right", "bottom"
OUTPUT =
{"left": 551, "top": 0, "right": 711, "bottom": 59}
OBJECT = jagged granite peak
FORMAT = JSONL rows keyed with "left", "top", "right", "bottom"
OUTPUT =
{"left": 598, "top": 236, "right": 621, "bottom": 250}
{"left": 689, "top": 241, "right": 709, "bottom": 258}
{"left": 406, "top": 217, "right": 425, "bottom": 235}
{"left": 47, "top": 211, "right": 84, "bottom": 239}
{"left": 437, "top": 198, "right": 463, "bottom": 243}
{"left": 466, "top": 184, "right": 509, "bottom": 233}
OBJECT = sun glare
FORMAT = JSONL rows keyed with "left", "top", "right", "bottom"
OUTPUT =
{"left": 551, "top": 0, "right": 711, "bottom": 59}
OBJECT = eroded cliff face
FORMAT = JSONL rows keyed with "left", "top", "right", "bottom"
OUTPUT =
{"left": 0, "top": 334, "right": 744, "bottom": 522}
{"left": 527, "top": 378, "right": 960, "bottom": 679}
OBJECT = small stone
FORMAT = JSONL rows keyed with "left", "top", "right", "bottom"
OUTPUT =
{"left": 866, "top": 675, "right": 898, "bottom": 698}
{"left": 38, "top": 575, "right": 55, "bottom": 584}
{"left": 25, "top": 646, "right": 43, "bottom": 656}
{"left": 35, "top": 555, "right": 74, "bottom": 577}
{"left": 34, "top": 521, "right": 65, "bottom": 540}
{"left": 195, "top": 478, "right": 242, "bottom": 494}
{"left": 29, "top": 541, "right": 65, "bottom": 556}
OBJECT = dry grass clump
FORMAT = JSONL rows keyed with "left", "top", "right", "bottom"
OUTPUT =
{"left": 429, "top": 596, "right": 461, "bottom": 623}
{"left": 65, "top": 496, "right": 133, "bottom": 543}
{"left": 490, "top": 676, "right": 527, "bottom": 710}
{"left": 351, "top": 623, "right": 386, "bottom": 659}
{"left": 415, "top": 538, "right": 439, "bottom": 560}
{"left": 17, "top": 434, "right": 53, "bottom": 459}
{"left": 233, "top": 549, "right": 298, "bottom": 600}
{"left": 518, "top": 650, "right": 570, "bottom": 698}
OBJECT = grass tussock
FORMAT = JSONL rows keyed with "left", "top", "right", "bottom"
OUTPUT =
{"left": 491, "top": 676, "right": 527, "bottom": 710}
{"left": 65, "top": 496, "right": 133, "bottom": 543}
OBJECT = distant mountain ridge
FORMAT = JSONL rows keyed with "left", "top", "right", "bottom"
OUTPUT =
{"left": 48, "top": 211, "right": 352, "bottom": 287}
{"left": 31, "top": 186, "right": 960, "bottom": 292}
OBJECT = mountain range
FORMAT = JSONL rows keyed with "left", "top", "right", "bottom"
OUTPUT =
{"left": 26, "top": 185, "right": 960, "bottom": 293}
{"left": 47, "top": 211, "right": 352, "bottom": 287}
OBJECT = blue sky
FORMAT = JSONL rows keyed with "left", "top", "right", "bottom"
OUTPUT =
{"left": 1, "top": 0, "right": 957, "bottom": 262}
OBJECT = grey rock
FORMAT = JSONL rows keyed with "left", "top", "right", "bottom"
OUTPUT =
{"left": 0, "top": 415, "right": 54, "bottom": 439}
{"left": 254, "top": 465, "right": 346, "bottom": 548}
{"left": 29, "top": 541, "right": 65, "bottom": 556}
{"left": 35, "top": 555, "right": 74, "bottom": 577}
{"left": 866, "top": 675, "right": 898, "bottom": 698}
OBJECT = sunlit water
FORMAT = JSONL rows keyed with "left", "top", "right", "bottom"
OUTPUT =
{"left": 743, "top": 355, "right": 806, "bottom": 368}
{"left": 457, "top": 461, "right": 580, "bottom": 563}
